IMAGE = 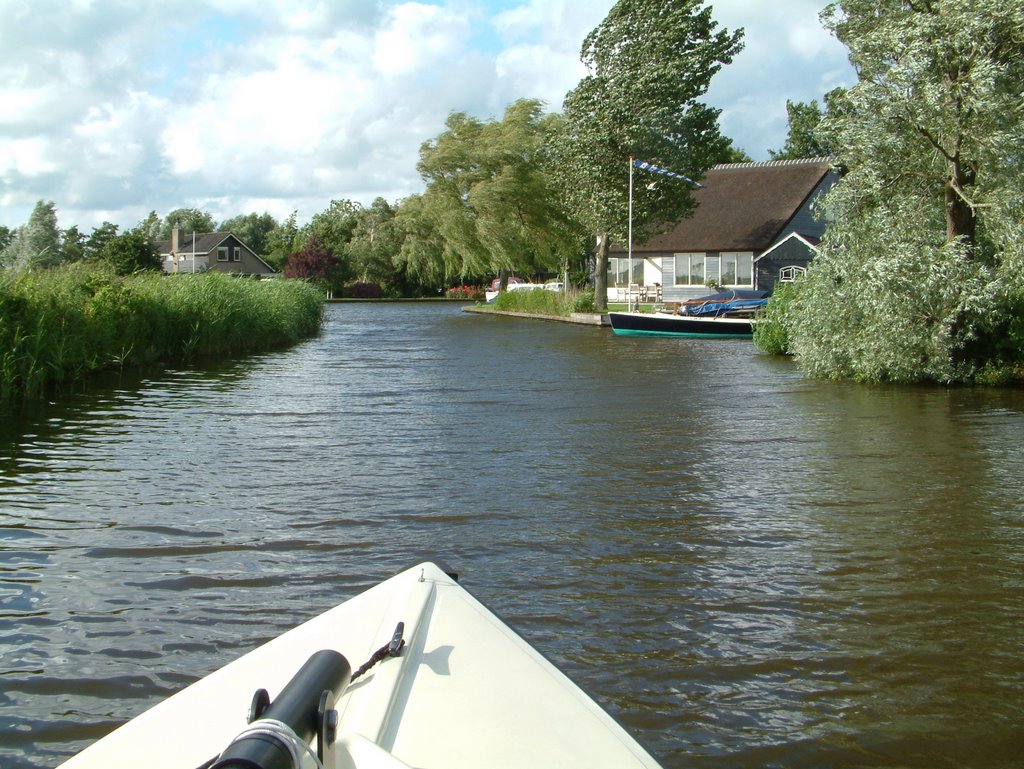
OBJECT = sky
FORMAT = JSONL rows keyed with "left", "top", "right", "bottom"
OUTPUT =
{"left": 0, "top": 0, "right": 856, "bottom": 233}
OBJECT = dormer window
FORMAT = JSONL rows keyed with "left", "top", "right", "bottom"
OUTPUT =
{"left": 779, "top": 265, "right": 807, "bottom": 282}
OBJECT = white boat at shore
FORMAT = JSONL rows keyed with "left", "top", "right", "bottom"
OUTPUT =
{"left": 484, "top": 279, "right": 563, "bottom": 303}
{"left": 59, "top": 562, "right": 663, "bottom": 769}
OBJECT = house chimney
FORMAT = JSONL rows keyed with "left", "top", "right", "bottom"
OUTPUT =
{"left": 171, "top": 226, "right": 179, "bottom": 256}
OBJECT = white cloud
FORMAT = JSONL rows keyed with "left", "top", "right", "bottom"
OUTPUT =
{"left": 706, "top": 0, "right": 854, "bottom": 157}
{"left": 0, "top": 0, "right": 855, "bottom": 232}
{"left": 0, "top": 138, "right": 57, "bottom": 177}
{"left": 372, "top": 3, "right": 467, "bottom": 77}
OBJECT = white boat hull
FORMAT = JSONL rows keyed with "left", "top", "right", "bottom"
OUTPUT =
{"left": 58, "top": 563, "right": 663, "bottom": 769}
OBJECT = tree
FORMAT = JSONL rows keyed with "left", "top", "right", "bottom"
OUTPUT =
{"left": 265, "top": 212, "right": 301, "bottom": 272}
{"left": 160, "top": 208, "right": 217, "bottom": 238}
{"left": 0, "top": 229, "right": 20, "bottom": 271}
{"left": 718, "top": 141, "right": 753, "bottom": 164}
{"left": 409, "top": 99, "right": 580, "bottom": 284}
{"left": 302, "top": 199, "right": 360, "bottom": 284}
{"left": 0, "top": 201, "right": 62, "bottom": 272}
{"left": 84, "top": 222, "right": 120, "bottom": 261}
{"left": 219, "top": 212, "right": 279, "bottom": 256}
{"left": 781, "top": 0, "right": 1024, "bottom": 383}
{"left": 555, "top": 0, "right": 743, "bottom": 310}
{"left": 61, "top": 225, "right": 86, "bottom": 263}
{"left": 348, "top": 197, "right": 406, "bottom": 293}
{"left": 139, "top": 211, "right": 162, "bottom": 242}
{"left": 25, "top": 201, "right": 61, "bottom": 269}
{"left": 98, "top": 227, "right": 162, "bottom": 275}
{"left": 283, "top": 236, "right": 342, "bottom": 291}
{"left": 393, "top": 194, "right": 447, "bottom": 292}
{"left": 768, "top": 97, "right": 837, "bottom": 160}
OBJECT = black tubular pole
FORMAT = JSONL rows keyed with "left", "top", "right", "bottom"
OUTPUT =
{"left": 211, "top": 650, "right": 352, "bottom": 769}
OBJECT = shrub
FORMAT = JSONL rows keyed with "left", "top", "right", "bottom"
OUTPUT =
{"left": 572, "top": 289, "right": 596, "bottom": 314}
{"left": 446, "top": 285, "right": 484, "bottom": 300}
{"left": 753, "top": 281, "right": 799, "bottom": 356}
{"left": 493, "top": 287, "right": 570, "bottom": 315}
{"left": 343, "top": 282, "right": 384, "bottom": 299}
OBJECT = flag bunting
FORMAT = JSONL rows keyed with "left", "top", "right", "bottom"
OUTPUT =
{"left": 633, "top": 158, "right": 703, "bottom": 188}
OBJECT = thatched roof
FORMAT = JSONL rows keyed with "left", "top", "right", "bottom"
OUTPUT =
{"left": 622, "top": 158, "right": 834, "bottom": 254}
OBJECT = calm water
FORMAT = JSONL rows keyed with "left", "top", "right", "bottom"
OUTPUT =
{"left": 1, "top": 303, "right": 1022, "bottom": 768}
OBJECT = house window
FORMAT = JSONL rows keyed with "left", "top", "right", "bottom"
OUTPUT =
{"left": 607, "top": 257, "right": 642, "bottom": 286}
{"left": 233, "top": 247, "right": 241, "bottom": 262}
{"left": 673, "top": 253, "right": 705, "bottom": 286}
{"left": 779, "top": 266, "right": 806, "bottom": 282}
{"left": 217, "top": 246, "right": 229, "bottom": 261}
{"left": 721, "top": 252, "right": 753, "bottom": 286}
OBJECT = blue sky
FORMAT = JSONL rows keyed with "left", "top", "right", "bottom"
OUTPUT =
{"left": 0, "top": 1, "right": 855, "bottom": 232}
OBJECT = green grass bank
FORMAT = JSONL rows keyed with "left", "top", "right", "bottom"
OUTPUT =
{"left": 0, "top": 265, "right": 324, "bottom": 403}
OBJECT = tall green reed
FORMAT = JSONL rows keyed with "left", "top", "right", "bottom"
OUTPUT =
{"left": 0, "top": 264, "right": 323, "bottom": 403}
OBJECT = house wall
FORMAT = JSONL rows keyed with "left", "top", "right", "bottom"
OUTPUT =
{"left": 755, "top": 238, "right": 815, "bottom": 293}
{"left": 208, "top": 235, "right": 274, "bottom": 276}
{"left": 783, "top": 171, "right": 839, "bottom": 241}
{"left": 659, "top": 254, "right": 711, "bottom": 302}
{"left": 661, "top": 251, "right": 759, "bottom": 303}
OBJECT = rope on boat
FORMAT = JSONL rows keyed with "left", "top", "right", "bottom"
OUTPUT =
{"left": 351, "top": 621, "right": 406, "bottom": 682}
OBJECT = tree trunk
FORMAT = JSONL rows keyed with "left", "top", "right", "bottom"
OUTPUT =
{"left": 593, "top": 233, "right": 610, "bottom": 312}
{"left": 945, "top": 158, "right": 976, "bottom": 249}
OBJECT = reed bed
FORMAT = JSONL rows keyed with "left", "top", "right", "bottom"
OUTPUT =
{"left": 0, "top": 264, "right": 323, "bottom": 403}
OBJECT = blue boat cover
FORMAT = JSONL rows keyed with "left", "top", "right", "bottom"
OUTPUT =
{"left": 681, "top": 289, "right": 769, "bottom": 317}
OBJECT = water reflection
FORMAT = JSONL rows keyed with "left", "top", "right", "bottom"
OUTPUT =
{"left": 1, "top": 303, "right": 1022, "bottom": 769}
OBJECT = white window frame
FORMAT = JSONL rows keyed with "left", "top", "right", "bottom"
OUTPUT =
{"left": 673, "top": 252, "right": 705, "bottom": 286}
{"left": 233, "top": 246, "right": 241, "bottom": 262}
{"left": 720, "top": 252, "right": 753, "bottom": 287}
{"left": 779, "top": 265, "right": 806, "bottom": 282}
{"left": 607, "top": 257, "right": 642, "bottom": 287}
{"left": 217, "top": 246, "right": 229, "bottom": 262}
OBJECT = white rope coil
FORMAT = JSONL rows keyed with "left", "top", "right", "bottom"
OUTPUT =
{"left": 223, "top": 717, "right": 324, "bottom": 769}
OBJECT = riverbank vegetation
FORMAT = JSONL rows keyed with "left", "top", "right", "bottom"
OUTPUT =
{"left": 0, "top": 265, "right": 323, "bottom": 403}
{"left": 488, "top": 288, "right": 597, "bottom": 316}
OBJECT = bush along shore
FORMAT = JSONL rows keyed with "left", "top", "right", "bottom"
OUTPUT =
{"left": 0, "top": 264, "right": 324, "bottom": 403}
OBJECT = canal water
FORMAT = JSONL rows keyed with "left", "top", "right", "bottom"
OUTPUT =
{"left": 1, "top": 302, "right": 1021, "bottom": 768}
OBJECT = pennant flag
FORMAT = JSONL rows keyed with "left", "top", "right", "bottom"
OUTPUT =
{"left": 633, "top": 158, "right": 703, "bottom": 188}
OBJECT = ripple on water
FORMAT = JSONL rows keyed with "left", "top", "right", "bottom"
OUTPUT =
{"left": 0, "top": 303, "right": 1023, "bottom": 769}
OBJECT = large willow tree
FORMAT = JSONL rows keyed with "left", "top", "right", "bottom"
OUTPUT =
{"left": 397, "top": 99, "right": 580, "bottom": 285}
{"left": 784, "top": 0, "right": 1024, "bottom": 383}
{"left": 556, "top": 0, "right": 743, "bottom": 311}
